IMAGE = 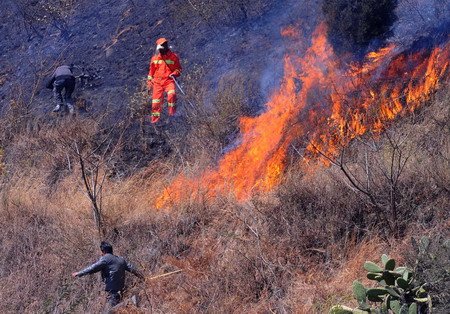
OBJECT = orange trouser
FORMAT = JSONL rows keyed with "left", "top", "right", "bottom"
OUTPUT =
{"left": 151, "top": 78, "right": 176, "bottom": 122}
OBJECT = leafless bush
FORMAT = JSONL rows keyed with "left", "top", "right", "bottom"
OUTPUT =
{"left": 308, "top": 130, "right": 415, "bottom": 237}
{"left": 0, "top": 177, "right": 102, "bottom": 313}
{"left": 124, "top": 80, "right": 149, "bottom": 149}
{"left": 15, "top": 0, "right": 79, "bottom": 39}
{"left": 170, "top": 0, "right": 273, "bottom": 30}
{"left": 0, "top": 75, "right": 43, "bottom": 143}
{"left": 184, "top": 73, "right": 246, "bottom": 155}
{"left": 302, "top": 83, "right": 450, "bottom": 238}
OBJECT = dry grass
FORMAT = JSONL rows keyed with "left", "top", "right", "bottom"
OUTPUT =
{"left": 0, "top": 174, "right": 411, "bottom": 313}
{"left": 0, "top": 81, "right": 448, "bottom": 313}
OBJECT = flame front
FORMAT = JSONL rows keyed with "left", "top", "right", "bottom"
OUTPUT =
{"left": 156, "top": 24, "right": 450, "bottom": 208}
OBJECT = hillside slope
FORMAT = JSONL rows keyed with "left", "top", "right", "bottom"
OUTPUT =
{"left": 0, "top": 0, "right": 449, "bottom": 313}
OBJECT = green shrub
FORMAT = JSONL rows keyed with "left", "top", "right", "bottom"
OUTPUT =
{"left": 322, "top": 0, "right": 398, "bottom": 55}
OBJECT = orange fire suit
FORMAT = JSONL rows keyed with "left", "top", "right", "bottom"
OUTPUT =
{"left": 147, "top": 50, "right": 182, "bottom": 123}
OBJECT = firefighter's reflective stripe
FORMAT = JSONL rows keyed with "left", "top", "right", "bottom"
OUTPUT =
{"left": 148, "top": 76, "right": 153, "bottom": 80}
{"left": 153, "top": 60, "right": 175, "bottom": 65}
{"left": 168, "top": 103, "right": 176, "bottom": 107}
{"left": 152, "top": 112, "right": 161, "bottom": 116}
{"left": 152, "top": 99, "right": 161, "bottom": 103}
{"left": 167, "top": 90, "right": 176, "bottom": 94}
{"left": 149, "top": 50, "right": 182, "bottom": 87}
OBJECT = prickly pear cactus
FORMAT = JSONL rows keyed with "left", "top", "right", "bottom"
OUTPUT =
{"left": 329, "top": 254, "right": 431, "bottom": 314}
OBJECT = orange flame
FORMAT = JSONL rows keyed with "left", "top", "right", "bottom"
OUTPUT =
{"left": 156, "top": 24, "right": 450, "bottom": 208}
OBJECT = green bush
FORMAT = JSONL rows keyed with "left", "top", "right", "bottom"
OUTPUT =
{"left": 322, "top": 0, "right": 398, "bottom": 55}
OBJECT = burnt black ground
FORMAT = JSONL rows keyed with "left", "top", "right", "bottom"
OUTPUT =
{"left": 1, "top": 0, "right": 448, "bottom": 171}
{"left": 0, "top": 0, "right": 324, "bottom": 112}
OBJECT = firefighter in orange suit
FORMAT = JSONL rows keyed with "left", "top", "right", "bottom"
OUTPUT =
{"left": 147, "top": 38, "right": 182, "bottom": 123}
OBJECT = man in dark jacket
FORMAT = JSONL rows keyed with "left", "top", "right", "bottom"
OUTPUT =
{"left": 72, "top": 242, "right": 144, "bottom": 310}
{"left": 46, "top": 64, "right": 76, "bottom": 114}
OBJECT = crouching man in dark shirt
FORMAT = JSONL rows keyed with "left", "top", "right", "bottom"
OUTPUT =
{"left": 46, "top": 64, "right": 76, "bottom": 114}
{"left": 72, "top": 242, "right": 145, "bottom": 312}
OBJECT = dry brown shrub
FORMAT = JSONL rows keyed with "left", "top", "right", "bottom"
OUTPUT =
{"left": 0, "top": 174, "right": 98, "bottom": 313}
{"left": 168, "top": 68, "right": 247, "bottom": 164}
{"left": 286, "top": 237, "right": 397, "bottom": 313}
{"left": 0, "top": 147, "right": 5, "bottom": 176}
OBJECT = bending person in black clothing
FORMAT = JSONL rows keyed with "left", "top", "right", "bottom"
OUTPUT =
{"left": 46, "top": 64, "right": 76, "bottom": 114}
{"left": 72, "top": 242, "right": 145, "bottom": 312}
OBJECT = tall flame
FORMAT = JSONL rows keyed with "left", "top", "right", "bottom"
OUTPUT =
{"left": 156, "top": 24, "right": 449, "bottom": 208}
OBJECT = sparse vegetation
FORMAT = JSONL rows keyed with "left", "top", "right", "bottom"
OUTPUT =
{"left": 170, "top": 0, "right": 273, "bottom": 30}
{"left": 16, "top": 0, "right": 79, "bottom": 39}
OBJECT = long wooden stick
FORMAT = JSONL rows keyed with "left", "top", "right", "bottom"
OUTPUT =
{"left": 146, "top": 269, "right": 183, "bottom": 281}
